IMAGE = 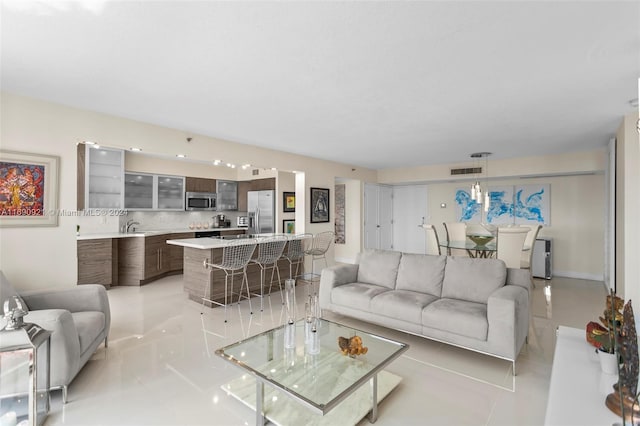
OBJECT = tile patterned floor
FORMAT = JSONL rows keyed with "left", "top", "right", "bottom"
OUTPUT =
{"left": 44, "top": 275, "right": 607, "bottom": 425}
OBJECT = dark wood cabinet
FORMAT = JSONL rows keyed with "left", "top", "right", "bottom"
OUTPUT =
{"left": 251, "top": 178, "right": 276, "bottom": 191}
{"left": 185, "top": 177, "right": 216, "bottom": 193}
{"left": 77, "top": 238, "right": 117, "bottom": 288}
{"left": 237, "top": 181, "right": 251, "bottom": 212}
{"left": 118, "top": 232, "right": 194, "bottom": 285}
{"left": 237, "top": 178, "right": 275, "bottom": 211}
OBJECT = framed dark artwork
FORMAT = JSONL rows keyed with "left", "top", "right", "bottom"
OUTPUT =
{"left": 310, "top": 187, "right": 330, "bottom": 223}
{"left": 283, "top": 191, "right": 295, "bottom": 213}
{"left": 282, "top": 219, "right": 295, "bottom": 234}
{"left": 0, "top": 150, "right": 60, "bottom": 227}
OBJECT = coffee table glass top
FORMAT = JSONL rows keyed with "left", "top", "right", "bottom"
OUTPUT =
{"left": 215, "top": 318, "right": 409, "bottom": 413}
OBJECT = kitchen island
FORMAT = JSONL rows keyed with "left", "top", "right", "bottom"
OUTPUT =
{"left": 168, "top": 235, "right": 304, "bottom": 306}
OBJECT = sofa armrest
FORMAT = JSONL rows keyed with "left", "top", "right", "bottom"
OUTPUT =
{"left": 23, "top": 309, "right": 82, "bottom": 387}
{"left": 506, "top": 268, "right": 531, "bottom": 293}
{"left": 319, "top": 264, "right": 359, "bottom": 309}
{"left": 486, "top": 285, "right": 529, "bottom": 359}
{"left": 21, "top": 285, "right": 111, "bottom": 334}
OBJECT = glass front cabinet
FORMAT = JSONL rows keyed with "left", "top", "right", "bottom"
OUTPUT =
{"left": 125, "top": 173, "right": 184, "bottom": 211}
{"left": 85, "top": 145, "right": 124, "bottom": 209}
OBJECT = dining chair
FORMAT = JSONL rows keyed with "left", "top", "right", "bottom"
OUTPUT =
{"left": 422, "top": 224, "right": 441, "bottom": 255}
{"left": 520, "top": 224, "right": 542, "bottom": 270}
{"left": 443, "top": 222, "right": 468, "bottom": 256}
{"left": 496, "top": 227, "right": 529, "bottom": 268}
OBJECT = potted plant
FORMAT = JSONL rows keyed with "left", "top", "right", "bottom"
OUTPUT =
{"left": 586, "top": 292, "right": 624, "bottom": 374}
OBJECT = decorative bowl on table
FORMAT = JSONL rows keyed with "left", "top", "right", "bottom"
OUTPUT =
{"left": 468, "top": 235, "right": 494, "bottom": 246}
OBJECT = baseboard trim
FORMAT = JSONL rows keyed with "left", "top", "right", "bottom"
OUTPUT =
{"left": 553, "top": 270, "right": 604, "bottom": 282}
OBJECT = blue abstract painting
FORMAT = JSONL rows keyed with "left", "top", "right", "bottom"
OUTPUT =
{"left": 514, "top": 184, "right": 550, "bottom": 225}
{"left": 455, "top": 184, "right": 550, "bottom": 225}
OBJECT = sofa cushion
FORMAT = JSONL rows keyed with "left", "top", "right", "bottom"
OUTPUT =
{"left": 422, "top": 298, "right": 489, "bottom": 341}
{"left": 395, "top": 254, "right": 446, "bottom": 297}
{"left": 331, "top": 283, "right": 390, "bottom": 311}
{"left": 371, "top": 290, "right": 439, "bottom": 324}
{"left": 441, "top": 257, "right": 506, "bottom": 304}
{"left": 356, "top": 249, "right": 402, "bottom": 289}
{"left": 72, "top": 311, "right": 106, "bottom": 356}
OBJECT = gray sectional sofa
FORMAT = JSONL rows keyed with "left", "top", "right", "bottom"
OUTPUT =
{"left": 319, "top": 249, "right": 531, "bottom": 373}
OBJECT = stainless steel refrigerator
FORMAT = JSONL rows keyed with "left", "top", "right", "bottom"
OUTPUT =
{"left": 247, "top": 190, "right": 275, "bottom": 234}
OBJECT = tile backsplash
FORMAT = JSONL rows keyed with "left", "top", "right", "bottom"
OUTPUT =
{"left": 77, "top": 210, "right": 246, "bottom": 235}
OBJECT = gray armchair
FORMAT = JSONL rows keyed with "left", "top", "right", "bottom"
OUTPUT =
{"left": 0, "top": 271, "right": 110, "bottom": 403}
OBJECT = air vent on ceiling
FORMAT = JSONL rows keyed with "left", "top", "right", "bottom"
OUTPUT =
{"left": 252, "top": 169, "right": 259, "bottom": 176}
{"left": 451, "top": 167, "right": 482, "bottom": 176}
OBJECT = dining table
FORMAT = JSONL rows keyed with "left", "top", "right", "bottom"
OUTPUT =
{"left": 440, "top": 235, "right": 531, "bottom": 259}
{"left": 440, "top": 240, "right": 497, "bottom": 258}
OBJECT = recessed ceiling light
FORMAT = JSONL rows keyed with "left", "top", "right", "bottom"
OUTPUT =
{"left": 130, "top": 147, "right": 142, "bottom": 152}
{"left": 271, "top": 167, "right": 277, "bottom": 171}
{"left": 176, "top": 154, "right": 186, "bottom": 158}
{"left": 213, "top": 160, "right": 221, "bottom": 165}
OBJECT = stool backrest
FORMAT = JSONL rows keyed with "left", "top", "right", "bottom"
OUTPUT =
{"left": 307, "top": 231, "right": 334, "bottom": 256}
{"left": 254, "top": 235, "right": 288, "bottom": 265}
{"left": 219, "top": 239, "right": 258, "bottom": 270}
{"left": 284, "top": 233, "right": 313, "bottom": 260}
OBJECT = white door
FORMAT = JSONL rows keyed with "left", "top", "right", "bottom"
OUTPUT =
{"left": 364, "top": 184, "right": 393, "bottom": 250}
{"left": 392, "top": 185, "right": 428, "bottom": 254}
{"left": 379, "top": 186, "right": 393, "bottom": 250}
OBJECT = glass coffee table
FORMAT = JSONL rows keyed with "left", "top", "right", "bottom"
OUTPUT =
{"left": 216, "top": 318, "right": 409, "bottom": 425}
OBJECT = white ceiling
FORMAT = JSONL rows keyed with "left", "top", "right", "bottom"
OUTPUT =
{"left": 1, "top": 1, "right": 638, "bottom": 170}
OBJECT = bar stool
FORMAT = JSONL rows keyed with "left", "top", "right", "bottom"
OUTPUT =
{"left": 250, "top": 235, "right": 288, "bottom": 311}
{"left": 202, "top": 238, "right": 257, "bottom": 322}
{"left": 280, "top": 233, "right": 313, "bottom": 279}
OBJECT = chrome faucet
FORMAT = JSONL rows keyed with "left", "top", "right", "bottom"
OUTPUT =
{"left": 125, "top": 220, "right": 140, "bottom": 233}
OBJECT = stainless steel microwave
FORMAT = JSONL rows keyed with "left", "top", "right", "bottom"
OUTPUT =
{"left": 185, "top": 192, "right": 216, "bottom": 211}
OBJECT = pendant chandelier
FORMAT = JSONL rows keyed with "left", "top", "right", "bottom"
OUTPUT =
{"left": 470, "top": 152, "right": 492, "bottom": 212}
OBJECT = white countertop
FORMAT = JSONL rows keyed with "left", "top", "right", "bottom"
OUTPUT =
{"left": 167, "top": 233, "right": 304, "bottom": 249}
{"left": 76, "top": 227, "right": 248, "bottom": 241}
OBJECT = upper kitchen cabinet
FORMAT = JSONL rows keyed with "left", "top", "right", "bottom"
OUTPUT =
{"left": 124, "top": 173, "right": 153, "bottom": 209}
{"left": 236, "top": 178, "right": 276, "bottom": 212}
{"left": 157, "top": 175, "right": 184, "bottom": 209}
{"left": 216, "top": 180, "right": 238, "bottom": 211}
{"left": 185, "top": 177, "right": 216, "bottom": 193}
{"left": 125, "top": 172, "right": 184, "bottom": 210}
{"left": 78, "top": 144, "right": 124, "bottom": 210}
{"left": 251, "top": 178, "right": 276, "bottom": 191}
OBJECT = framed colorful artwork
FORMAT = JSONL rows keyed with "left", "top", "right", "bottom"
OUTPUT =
{"left": 283, "top": 219, "right": 295, "bottom": 234}
{"left": 310, "top": 187, "right": 330, "bottom": 223}
{"left": 283, "top": 191, "right": 295, "bottom": 212}
{"left": 0, "top": 150, "right": 60, "bottom": 227}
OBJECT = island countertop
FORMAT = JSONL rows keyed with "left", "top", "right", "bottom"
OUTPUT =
{"left": 167, "top": 233, "right": 300, "bottom": 250}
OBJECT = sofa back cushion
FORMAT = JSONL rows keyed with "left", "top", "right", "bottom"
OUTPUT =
{"left": 441, "top": 257, "right": 506, "bottom": 304}
{"left": 396, "top": 254, "right": 446, "bottom": 297}
{"left": 357, "top": 249, "right": 402, "bottom": 289}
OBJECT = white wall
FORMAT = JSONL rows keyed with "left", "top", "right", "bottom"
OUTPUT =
{"left": 616, "top": 113, "right": 640, "bottom": 312}
{"left": 424, "top": 174, "right": 605, "bottom": 280}
{"left": 0, "top": 92, "right": 375, "bottom": 291}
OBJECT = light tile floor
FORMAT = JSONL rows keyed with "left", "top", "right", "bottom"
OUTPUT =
{"left": 45, "top": 275, "right": 608, "bottom": 425}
